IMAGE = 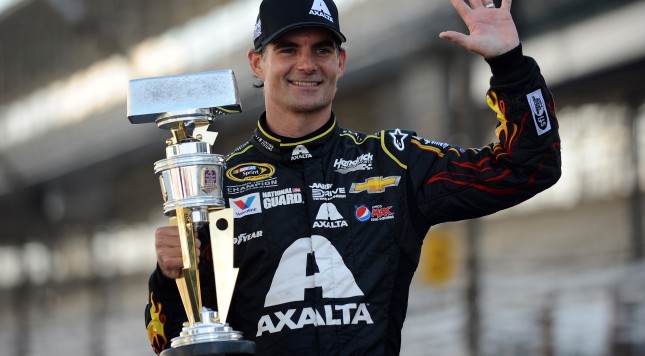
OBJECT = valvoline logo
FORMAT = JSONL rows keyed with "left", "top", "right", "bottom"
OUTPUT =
{"left": 354, "top": 205, "right": 371, "bottom": 222}
{"left": 230, "top": 193, "right": 262, "bottom": 218}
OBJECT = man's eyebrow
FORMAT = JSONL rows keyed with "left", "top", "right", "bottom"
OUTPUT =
{"left": 272, "top": 39, "right": 336, "bottom": 50}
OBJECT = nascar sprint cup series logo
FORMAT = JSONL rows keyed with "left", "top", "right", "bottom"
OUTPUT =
{"left": 226, "top": 162, "right": 275, "bottom": 182}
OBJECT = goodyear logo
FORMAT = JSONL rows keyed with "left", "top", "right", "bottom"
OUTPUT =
{"left": 226, "top": 163, "right": 275, "bottom": 182}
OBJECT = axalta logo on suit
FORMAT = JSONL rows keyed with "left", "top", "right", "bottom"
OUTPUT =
{"left": 257, "top": 235, "right": 373, "bottom": 336}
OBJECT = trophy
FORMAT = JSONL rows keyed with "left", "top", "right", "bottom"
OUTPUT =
{"left": 128, "top": 70, "right": 255, "bottom": 355}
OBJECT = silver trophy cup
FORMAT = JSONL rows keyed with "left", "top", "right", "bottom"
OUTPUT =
{"left": 128, "top": 70, "right": 255, "bottom": 355}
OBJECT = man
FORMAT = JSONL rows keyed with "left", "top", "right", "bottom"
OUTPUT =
{"left": 146, "top": 0, "right": 561, "bottom": 354}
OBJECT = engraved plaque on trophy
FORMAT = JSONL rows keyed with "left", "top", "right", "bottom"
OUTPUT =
{"left": 128, "top": 70, "right": 255, "bottom": 355}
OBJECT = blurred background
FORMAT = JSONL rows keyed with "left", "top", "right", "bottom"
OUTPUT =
{"left": 1, "top": 0, "right": 644, "bottom": 355}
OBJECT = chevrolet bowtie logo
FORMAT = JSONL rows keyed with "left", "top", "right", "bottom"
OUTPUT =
{"left": 349, "top": 176, "right": 401, "bottom": 194}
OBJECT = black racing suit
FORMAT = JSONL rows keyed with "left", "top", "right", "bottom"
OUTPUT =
{"left": 145, "top": 45, "right": 561, "bottom": 355}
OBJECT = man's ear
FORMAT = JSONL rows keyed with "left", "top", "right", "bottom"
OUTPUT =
{"left": 248, "top": 49, "right": 264, "bottom": 80}
{"left": 337, "top": 48, "right": 347, "bottom": 78}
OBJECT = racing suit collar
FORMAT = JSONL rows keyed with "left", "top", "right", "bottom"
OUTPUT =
{"left": 252, "top": 112, "right": 339, "bottom": 163}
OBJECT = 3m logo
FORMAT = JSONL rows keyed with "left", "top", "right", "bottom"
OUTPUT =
{"left": 257, "top": 235, "right": 373, "bottom": 336}
{"left": 527, "top": 89, "right": 552, "bottom": 136}
{"left": 229, "top": 193, "right": 262, "bottom": 218}
{"left": 349, "top": 176, "right": 401, "bottom": 194}
{"left": 309, "top": 0, "right": 334, "bottom": 22}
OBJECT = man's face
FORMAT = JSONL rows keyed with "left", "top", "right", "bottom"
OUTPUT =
{"left": 248, "top": 27, "right": 346, "bottom": 116}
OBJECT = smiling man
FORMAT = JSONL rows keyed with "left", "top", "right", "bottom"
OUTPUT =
{"left": 146, "top": 0, "right": 562, "bottom": 354}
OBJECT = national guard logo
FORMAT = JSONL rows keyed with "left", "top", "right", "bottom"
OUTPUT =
{"left": 201, "top": 167, "right": 219, "bottom": 194}
{"left": 227, "top": 163, "right": 276, "bottom": 182}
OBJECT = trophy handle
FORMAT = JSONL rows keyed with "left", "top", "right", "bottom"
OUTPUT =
{"left": 208, "top": 208, "right": 238, "bottom": 324}
{"left": 170, "top": 207, "right": 202, "bottom": 326}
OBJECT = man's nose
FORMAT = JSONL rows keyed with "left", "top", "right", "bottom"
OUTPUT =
{"left": 296, "top": 51, "right": 317, "bottom": 72}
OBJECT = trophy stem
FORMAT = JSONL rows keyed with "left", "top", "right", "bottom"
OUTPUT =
{"left": 171, "top": 207, "right": 203, "bottom": 326}
{"left": 208, "top": 208, "right": 238, "bottom": 324}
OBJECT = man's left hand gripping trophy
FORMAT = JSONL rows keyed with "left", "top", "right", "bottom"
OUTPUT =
{"left": 128, "top": 70, "right": 255, "bottom": 356}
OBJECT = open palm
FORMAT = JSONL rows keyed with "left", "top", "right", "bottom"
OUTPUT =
{"left": 439, "top": 0, "right": 520, "bottom": 59}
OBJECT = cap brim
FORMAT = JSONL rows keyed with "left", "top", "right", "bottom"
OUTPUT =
{"left": 257, "top": 22, "right": 346, "bottom": 49}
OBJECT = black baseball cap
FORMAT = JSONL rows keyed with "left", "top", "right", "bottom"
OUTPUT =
{"left": 253, "top": 0, "right": 347, "bottom": 50}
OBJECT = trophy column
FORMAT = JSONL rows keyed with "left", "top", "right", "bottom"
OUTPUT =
{"left": 128, "top": 70, "right": 255, "bottom": 355}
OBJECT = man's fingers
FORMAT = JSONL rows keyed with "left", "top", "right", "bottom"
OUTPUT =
{"left": 500, "top": 0, "right": 512, "bottom": 11}
{"left": 449, "top": 0, "right": 472, "bottom": 18}
{"left": 438, "top": 30, "right": 470, "bottom": 49}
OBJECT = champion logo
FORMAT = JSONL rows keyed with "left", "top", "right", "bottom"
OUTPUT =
{"left": 309, "top": 0, "right": 334, "bottom": 23}
{"left": 291, "top": 145, "right": 313, "bottom": 161}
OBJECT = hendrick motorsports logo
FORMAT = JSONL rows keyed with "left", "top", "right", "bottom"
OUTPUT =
{"left": 226, "top": 163, "right": 275, "bottom": 182}
{"left": 334, "top": 153, "right": 373, "bottom": 174}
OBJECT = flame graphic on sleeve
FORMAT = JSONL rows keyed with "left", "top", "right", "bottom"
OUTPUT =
{"left": 147, "top": 292, "right": 168, "bottom": 354}
{"left": 487, "top": 90, "right": 519, "bottom": 153}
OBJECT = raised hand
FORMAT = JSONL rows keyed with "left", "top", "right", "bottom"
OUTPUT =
{"left": 439, "top": 0, "right": 520, "bottom": 59}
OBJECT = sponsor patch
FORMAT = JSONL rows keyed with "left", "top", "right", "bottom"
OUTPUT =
{"left": 414, "top": 137, "right": 450, "bottom": 149}
{"left": 257, "top": 303, "right": 373, "bottom": 336}
{"left": 291, "top": 145, "right": 313, "bottom": 161}
{"left": 234, "top": 230, "right": 263, "bottom": 245}
{"left": 259, "top": 235, "right": 371, "bottom": 337}
{"left": 309, "top": 0, "right": 334, "bottom": 23}
{"left": 229, "top": 193, "right": 262, "bottom": 218}
{"left": 254, "top": 134, "right": 276, "bottom": 152}
{"left": 334, "top": 153, "right": 373, "bottom": 174}
{"left": 313, "top": 202, "right": 348, "bottom": 228}
{"left": 262, "top": 188, "right": 303, "bottom": 209}
{"left": 354, "top": 204, "right": 394, "bottom": 222}
{"left": 253, "top": 19, "right": 262, "bottom": 41}
{"left": 227, "top": 178, "right": 278, "bottom": 195}
{"left": 349, "top": 176, "right": 401, "bottom": 194}
{"left": 527, "top": 89, "right": 552, "bottom": 136}
{"left": 389, "top": 129, "right": 408, "bottom": 151}
{"left": 354, "top": 205, "right": 371, "bottom": 222}
{"left": 310, "top": 183, "right": 346, "bottom": 201}
{"left": 227, "top": 163, "right": 275, "bottom": 182}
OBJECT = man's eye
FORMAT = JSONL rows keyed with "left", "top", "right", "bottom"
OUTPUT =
{"left": 316, "top": 48, "right": 333, "bottom": 55}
